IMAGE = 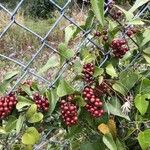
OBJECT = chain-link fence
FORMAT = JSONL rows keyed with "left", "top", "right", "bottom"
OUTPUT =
{"left": 0, "top": 0, "right": 149, "bottom": 95}
{"left": 0, "top": 1, "right": 150, "bottom": 149}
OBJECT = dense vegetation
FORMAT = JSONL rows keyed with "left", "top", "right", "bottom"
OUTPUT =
{"left": 0, "top": 0, "right": 150, "bottom": 150}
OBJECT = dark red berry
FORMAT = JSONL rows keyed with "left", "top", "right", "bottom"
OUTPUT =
{"left": 103, "top": 35, "right": 108, "bottom": 41}
{"left": 0, "top": 93, "right": 17, "bottom": 119}
{"left": 117, "top": 10, "right": 122, "bottom": 16}
{"left": 127, "top": 30, "right": 133, "bottom": 37}
{"left": 82, "top": 63, "right": 95, "bottom": 85}
{"left": 83, "top": 86, "right": 104, "bottom": 118}
{"left": 60, "top": 96, "right": 78, "bottom": 127}
{"left": 111, "top": 38, "right": 129, "bottom": 58}
{"left": 32, "top": 93, "right": 49, "bottom": 112}
{"left": 94, "top": 31, "right": 101, "bottom": 37}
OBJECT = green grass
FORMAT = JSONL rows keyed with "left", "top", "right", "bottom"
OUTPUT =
{"left": 24, "top": 18, "right": 55, "bottom": 37}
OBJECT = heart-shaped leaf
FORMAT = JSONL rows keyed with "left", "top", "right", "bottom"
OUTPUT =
{"left": 134, "top": 94, "right": 149, "bottom": 115}
{"left": 57, "top": 80, "right": 75, "bottom": 97}
{"left": 22, "top": 127, "right": 40, "bottom": 145}
{"left": 28, "top": 112, "right": 43, "bottom": 123}
{"left": 138, "top": 129, "right": 150, "bottom": 150}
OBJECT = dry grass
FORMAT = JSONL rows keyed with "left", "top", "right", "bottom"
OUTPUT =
{"left": 0, "top": 8, "right": 84, "bottom": 83}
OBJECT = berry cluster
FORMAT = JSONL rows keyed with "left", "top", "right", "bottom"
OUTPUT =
{"left": 108, "top": 0, "right": 115, "bottom": 9}
{"left": 94, "top": 30, "right": 108, "bottom": 42}
{"left": 94, "top": 80, "right": 111, "bottom": 97}
{"left": 83, "top": 87, "right": 104, "bottom": 118}
{"left": 0, "top": 93, "right": 17, "bottom": 119}
{"left": 82, "top": 63, "right": 94, "bottom": 84}
{"left": 111, "top": 38, "right": 128, "bottom": 58}
{"left": 108, "top": 1, "right": 123, "bottom": 20}
{"left": 33, "top": 93, "right": 49, "bottom": 112}
{"left": 111, "top": 10, "right": 123, "bottom": 20}
{"left": 126, "top": 27, "right": 137, "bottom": 37}
{"left": 60, "top": 96, "right": 78, "bottom": 127}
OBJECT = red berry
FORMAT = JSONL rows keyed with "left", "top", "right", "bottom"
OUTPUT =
{"left": 8, "top": 101, "right": 13, "bottom": 106}
{"left": 103, "top": 35, "right": 108, "bottom": 41}
{"left": 82, "top": 63, "right": 94, "bottom": 84}
{"left": 0, "top": 107, "right": 3, "bottom": 112}
{"left": 0, "top": 102, "right": 3, "bottom": 106}
{"left": 94, "top": 31, "right": 101, "bottom": 37}
{"left": 127, "top": 30, "right": 133, "bottom": 37}
{"left": 32, "top": 93, "right": 49, "bottom": 112}
{"left": 117, "top": 10, "right": 122, "bottom": 16}
{"left": 103, "top": 30, "right": 107, "bottom": 35}
{"left": 44, "top": 107, "right": 49, "bottom": 111}
{"left": 111, "top": 38, "right": 129, "bottom": 58}
{"left": 60, "top": 98, "right": 78, "bottom": 127}
{"left": 4, "top": 107, "right": 9, "bottom": 112}
{"left": 90, "top": 97, "right": 95, "bottom": 103}
{"left": 3, "top": 102, "right": 7, "bottom": 107}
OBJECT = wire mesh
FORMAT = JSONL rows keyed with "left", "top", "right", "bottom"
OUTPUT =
{"left": 0, "top": 0, "right": 149, "bottom": 94}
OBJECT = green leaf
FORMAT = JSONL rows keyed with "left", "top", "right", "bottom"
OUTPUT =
{"left": 81, "top": 141, "right": 105, "bottom": 150}
{"left": 119, "top": 70, "right": 139, "bottom": 92}
{"left": 143, "top": 54, "right": 150, "bottom": 64}
{"left": 109, "top": 20, "right": 118, "bottom": 31}
{"left": 139, "top": 78, "right": 150, "bottom": 94}
{"left": 80, "top": 48, "right": 96, "bottom": 62}
{"left": 143, "top": 47, "right": 150, "bottom": 55}
{"left": 26, "top": 104, "right": 43, "bottom": 123}
{"left": 26, "top": 104, "right": 37, "bottom": 119}
{"left": 58, "top": 43, "right": 75, "bottom": 64}
{"left": 112, "top": 83, "right": 126, "bottom": 95}
{"left": 5, "top": 116, "right": 17, "bottom": 132}
{"left": 106, "top": 64, "right": 118, "bottom": 78}
{"left": 83, "top": 53, "right": 96, "bottom": 63}
{"left": 93, "top": 67, "right": 104, "bottom": 77}
{"left": 104, "top": 98, "right": 130, "bottom": 120}
{"left": 16, "top": 114, "right": 25, "bottom": 134}
{"left": 38, "top": 55, "right": 59, "bottom": 74}
{"left": 128, "top": 18, "right": 144, "bottom": 25}
{"left": 0, "top": 80, "right": 11, "bottom": 94}
{"left": 91, "top": 0, "right": 104, "bottom": 26}
{"left": 46, "top": 89, "right": 59, "bottom": 114}
{"left": 74, "top": 96, "right": 86, "bottom": 107}
{"left": 57, "top": 79, "right": 75, "bottom": 97}
{"left": 66, "top": 125, "right": 83, "bottom": 139}
{"left": 80, "top": 142, "right": 95, "bottom": 150}
{"left": 65, "top": 25, "right": 77, "bottom": 44}
{"left": 138, "top": 129, "right": 150, "bottom": 150}
{"left": 16, "top": 96, "right": 34, "bottom": 110}
{"left": 84, "top": 10, "right": 94, "bottom": 30}
{"left": 135, "top": 32, "right": 144, "bottom": 46}
{"left": 28, "top": 112, "right": 43, "bottom": 123}
{"left": 134, "top": 94, "right": 149, "bottom": 115}
{"left": 73, "top": 60, "right": 83, "bottom": 74}
{"left": 21, "top": 84, "right": 32, "bottom": 96}
{"left": 115, "top": 5, "right": 134, "bottom": 21}
{"left": 116, "top": 138, "right": 125, "bottom": 150}
{"left": 0, "top": 127, "right": 6, "bottom": 134}
{"left": 4, "top": 71, "right": 19, "bottom": 81}
{"left": 22, "top": 127, "right": 40, "bottom": 145}
{"left": 103, "top": 133, "right": 117, "bottom": 150}
{"left": 129, "top": 0, "right": 150, "bottom": 13}
{"left": 141, "top": 29, "right": 150, "bottom": 47}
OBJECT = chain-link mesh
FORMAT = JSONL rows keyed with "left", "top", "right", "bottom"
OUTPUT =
{"left": 0, "top": 0, "right": 149, "bottom": 94}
